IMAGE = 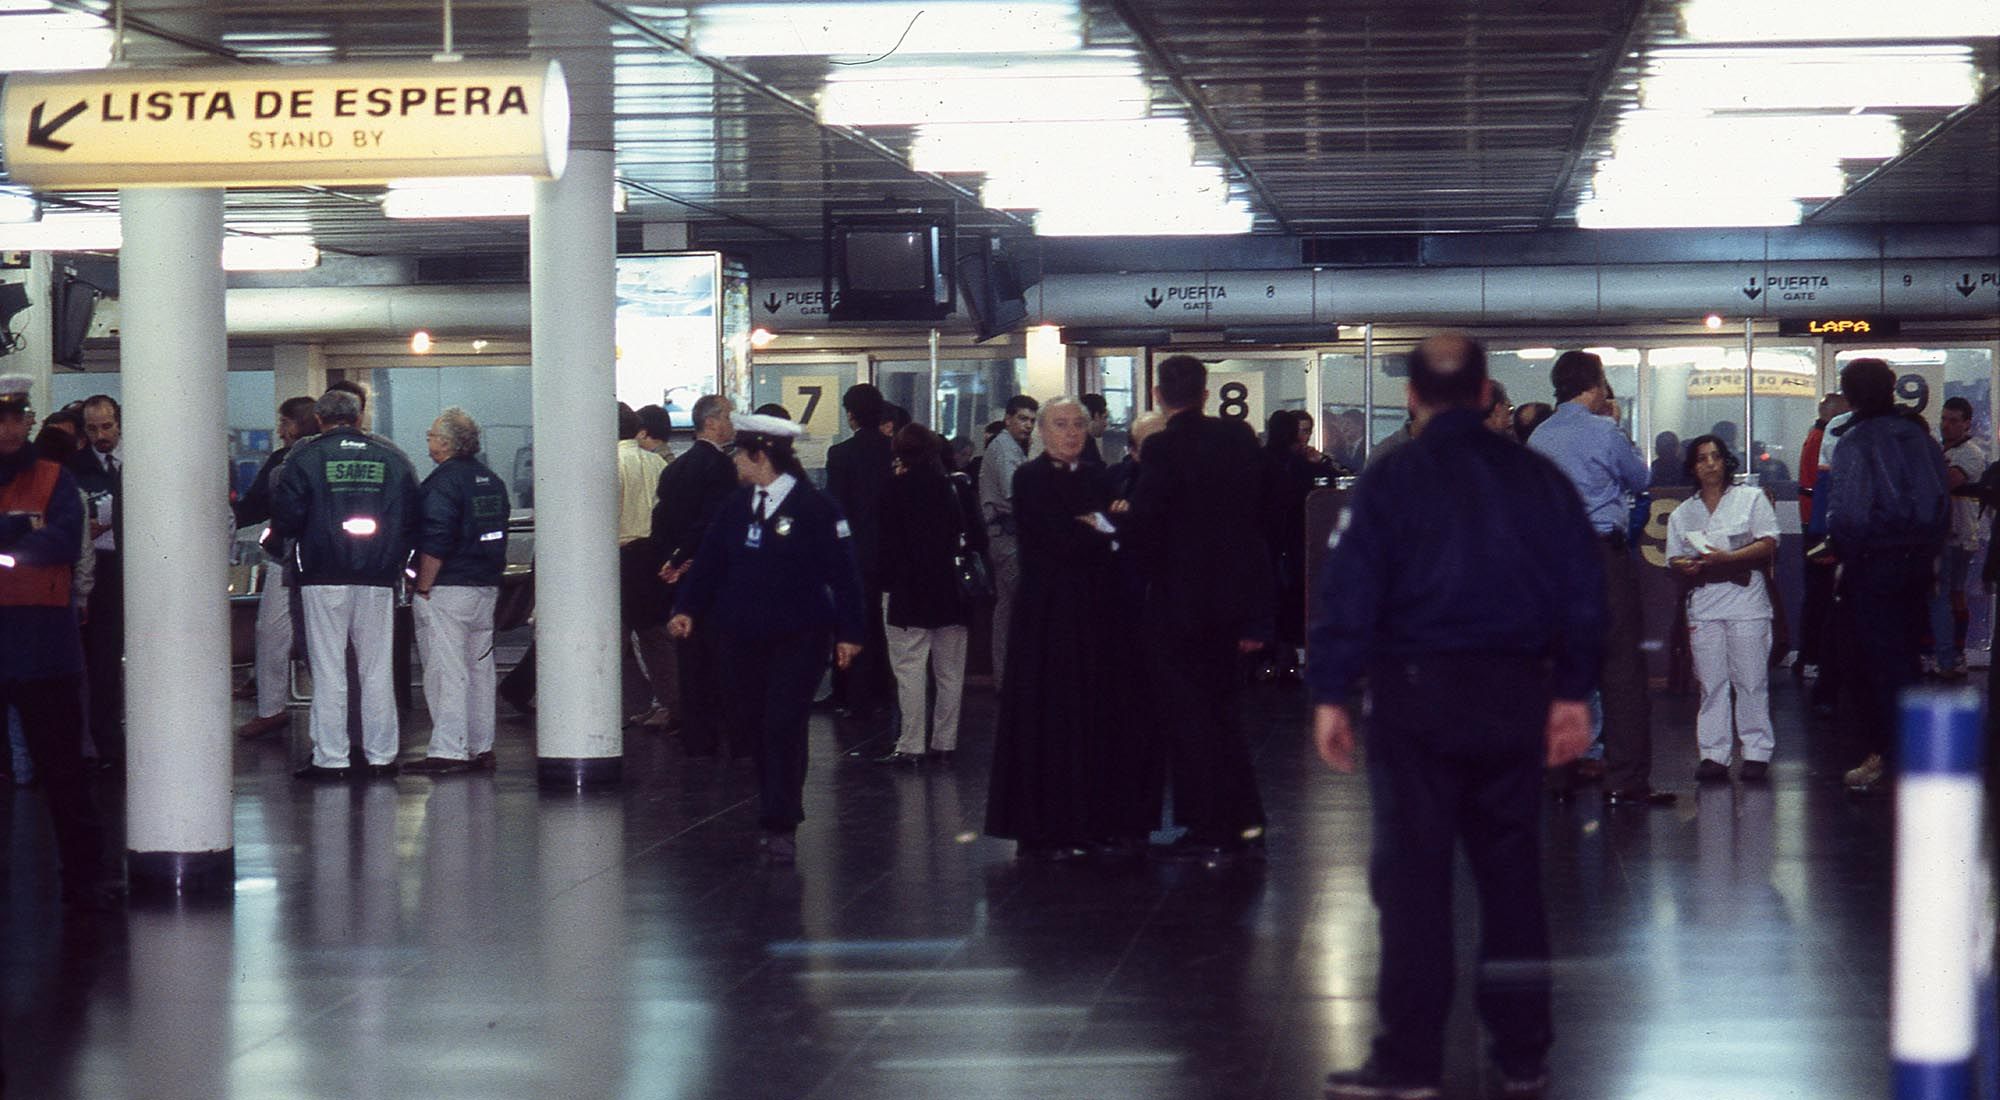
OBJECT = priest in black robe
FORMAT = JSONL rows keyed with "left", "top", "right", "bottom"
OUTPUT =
{"left": 984, "top": 397, "right": 1152, "bottom": 860}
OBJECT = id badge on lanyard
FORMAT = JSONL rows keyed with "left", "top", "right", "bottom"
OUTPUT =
{"left": 745, "top": 522, "right": 763, "bottom": 549}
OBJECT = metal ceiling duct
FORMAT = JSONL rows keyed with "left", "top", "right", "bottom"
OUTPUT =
{"left": 104, "top": 257, "right": 1998, "bottom": 340}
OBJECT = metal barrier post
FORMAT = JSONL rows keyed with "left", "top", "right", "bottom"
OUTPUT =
{"left": 1895, "top": 688, "right": 1986, "bottom": 1100}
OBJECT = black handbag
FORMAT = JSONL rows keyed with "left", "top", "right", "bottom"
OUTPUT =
{"left": 951, "top": 485, "right": 994, "bottom": 603}
{"left": 954, "top": 534, "right": 994, "bottom": 604}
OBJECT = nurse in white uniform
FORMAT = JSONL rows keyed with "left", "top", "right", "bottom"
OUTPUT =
{"left": 1667, "top": 434, "right": 1780, "bottom": 783}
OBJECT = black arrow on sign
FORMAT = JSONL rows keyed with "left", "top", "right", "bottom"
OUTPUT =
{"left": 1957, "top": 274, "right": 1978, "bottom": 298}
{"left": 26, "top": 100, "right": 88, "bottom": 152}
{"left": 1143, "top": 287, "right": 1163, "bottom": 309}
{"left": 1741, "top": 277, "right": 1763, "bottom": 301}
{"left": 762, "top": 292, "right": 781, "bottom": 314}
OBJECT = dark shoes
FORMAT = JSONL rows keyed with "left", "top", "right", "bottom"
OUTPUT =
{"left": 760, "top": 832, "right": 797, "bottom": 865}
{"left": 237, "top": 712, "right": 290, "bottom": 739}
{"left": 928, "top": 749, "right": 955, "bottom": 763}
{"left": 1604, "top": 786, "right": 1677, "bottom": 807}
{"left": 1152, "top": 835, "right": 1266, "bottom": 867}
{"left": 403, "top": 756, "right": 471, "bottom": 776}
{"left": 293, "top": 763, "right": 351, "bottom": 781}
{"left": 1694, "top": 759, "right": 1730, "bottom": 783}
{"left": 1323, "top": 1061, "right": 1441, "bottom": 1100}
{"left": 1739, "top": 759, "right": 1770, "bottom": 783}
{"left": 1017, "top": 842, "right": 1089, "bottom": 863}
{"left": 871, "top": 751, "right": 925, "bottom": 767}
{"left": 360, "top": 762, "right": 400, "bottom": 780}
{"left": 1494, "top": 1064, "right": 1550, "bottom": 1099}
{"left": 471, "top": 750, "right": 497, "bottom": 772}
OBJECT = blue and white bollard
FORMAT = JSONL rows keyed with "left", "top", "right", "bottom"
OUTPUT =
{"left": 1894, "top": 688, "right": 1987, "bottom": 1100}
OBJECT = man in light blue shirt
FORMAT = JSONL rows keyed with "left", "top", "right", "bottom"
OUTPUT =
{"left": 1529, "top": 351, "right": 1673, "bottom": 807}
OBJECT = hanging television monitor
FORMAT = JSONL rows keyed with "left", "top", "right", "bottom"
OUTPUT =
{"left": 955, "top": 236, "right": 1028, "bottom": 342}
{"left": 824, "top": 201, "right": 956, "bottom": 324}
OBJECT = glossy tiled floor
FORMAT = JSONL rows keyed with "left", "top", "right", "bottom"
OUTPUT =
{"left": 4, "top": 669, "right": 1903, "bottom": 1099}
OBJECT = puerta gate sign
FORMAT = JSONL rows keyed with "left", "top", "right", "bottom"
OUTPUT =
{"left": 1, "top": 60, "right": 569, "bottom": 188}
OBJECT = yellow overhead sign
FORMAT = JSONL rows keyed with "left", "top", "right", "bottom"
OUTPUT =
{"left": 0, "top": 60, "right": 569, "bottom": 188}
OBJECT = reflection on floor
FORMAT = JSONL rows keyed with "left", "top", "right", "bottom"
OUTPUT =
{"left": 4, "top": 674, "right": 1896, "bottom": 1099}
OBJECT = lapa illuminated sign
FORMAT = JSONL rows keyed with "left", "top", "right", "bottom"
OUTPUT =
{"left": 1777, "top": 317, "right": 1900, "bottom": 339}
{"left": 0, "top": 60, "right": 568, "bottom": 188}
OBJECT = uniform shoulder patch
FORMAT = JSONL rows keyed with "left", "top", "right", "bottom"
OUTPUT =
{"left": 835, "top": 519, "right": 852, "bottom": 538}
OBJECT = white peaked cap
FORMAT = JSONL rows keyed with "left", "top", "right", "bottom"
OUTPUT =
{"left": 731, "top": 412, "right": 805, "bottom": 441}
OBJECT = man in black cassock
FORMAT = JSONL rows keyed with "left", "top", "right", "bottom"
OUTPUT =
{"left": 983, "top": 398, "right": 1150, "bottom": 859}
{"left": 1122, "top": 355, "right": 1274, "bottom": 864}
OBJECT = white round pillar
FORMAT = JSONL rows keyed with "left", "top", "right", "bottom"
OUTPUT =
{"left": 530, "top": 147, "right": 623, "bottom": 788}
{"left": 119, "top": 187, "right": 234, "bottom": 898}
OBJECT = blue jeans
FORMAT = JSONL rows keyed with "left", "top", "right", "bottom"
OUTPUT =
{"left": 1929, "top": 545, "right": 1973, "bottom": 668}
{"left": 6, "top": 705, "right": 31, "bottom": 782}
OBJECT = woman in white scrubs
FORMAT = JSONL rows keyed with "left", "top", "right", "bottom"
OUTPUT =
{"left": 1667, "top": 435, "right": 1781, "bottom": 783}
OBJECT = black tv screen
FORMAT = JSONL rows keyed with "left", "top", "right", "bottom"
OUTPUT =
{"left": 52, "top": 275, "right": 101, "bottom": 369}
{"left": 844, "top": 229, "right": 934, "bottom": 293}
{"left": 956, "top": 241, "right": 1028, "bottom": 342}
{"left": 825, "top": 202, "right": 956, "bottom": 323}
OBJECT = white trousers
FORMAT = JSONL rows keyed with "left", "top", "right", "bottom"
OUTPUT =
{"left": 414, "top": 586, "right": 499, "bottom": 761}
{"left": 1689, "top": 616, "right": 1775, "bottom": 765}
{"left": 301, "top": 584, "right": 401, "bottom": 768}
{"left": 254, "top": 565, "right": 293, "bottom": 719}
{"left": 884, "top": 598, "right": 970, "bottom": 754}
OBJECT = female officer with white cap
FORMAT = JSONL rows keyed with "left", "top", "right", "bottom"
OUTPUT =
{"left": 668, "top": 412, "right": 866, "bottom": 865}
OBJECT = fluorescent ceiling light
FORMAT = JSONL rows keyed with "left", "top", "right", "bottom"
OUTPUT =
{"left": 984, "top": 163, "right": 1229, "bottom": 210}
{"left": 383, "top": 177, "right": 629, "bottom": 219}
{"left": 1640, "top": 47, "right": 1979, "bottom": 111}
{"left": 912, "top": 119, "right": 1193, "bottom": 173}
{"left": 0, "top": 189, "right": 38, "bottom": 224}
{"left": 1032, "top": 199, "right": 1254, "bottom": 236}
{"left": 690, "top": 1, "right": 1082, "bottom": 58}
{"left": 0, "top": 213, "right": 122, "bottom": 251}
{"left": 1611, "top": 111, "right": 1903, "bottom": 161}
{"left": 0, "top": 4, "right": 114, "bottom": 71}
{"left": 1680, "top": 0, "right": 2000, "bottom": 41}
{"left": 1576, "top": 196, "right": 1803, "bottom": 228}
{"left": 820, "top": 54, "right": 1148, "bottom": 125}
{"left": 1590, "top": 159, "right": 1847, "bottom": 201}
{"left": 384, "top": 176, "right": 535, "bottom": 219}
{"left": 222, "top": 236, "right": 321, "bottom": 272}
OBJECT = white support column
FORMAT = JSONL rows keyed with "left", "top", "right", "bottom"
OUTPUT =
{"left": 531, "top": 147, "right": 623, "bottom": 789}
{"left": 119, "top": 188, "right": 234, "bottom": 899}
{"left": 271, "top": 343, "right": 327, "bottom": 403}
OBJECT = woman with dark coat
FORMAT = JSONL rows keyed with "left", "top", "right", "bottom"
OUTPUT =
{"left": 873, "top": 424, "right": 974, "bottom": 765}
{"left": 1259, "top": 409, "right": 1318, "bottom": 679}
{"left": 984, "top": 398, "right": 1150, "bottom": 860}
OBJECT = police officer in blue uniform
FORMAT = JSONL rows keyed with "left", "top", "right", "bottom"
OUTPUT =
{"left": 668, "top": 413, "right": 866, "bottom": 865}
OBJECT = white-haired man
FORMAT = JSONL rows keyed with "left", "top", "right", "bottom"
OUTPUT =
{"left": 406, "top": 408, "right": 511, "bottom": 775}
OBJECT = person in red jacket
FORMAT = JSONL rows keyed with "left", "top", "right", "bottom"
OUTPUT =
{"left": 0, "top": 374, "right": 110, "bottom": 908}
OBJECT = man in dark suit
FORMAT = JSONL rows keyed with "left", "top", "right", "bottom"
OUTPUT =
{"left": 822, "top": 383, "right": 894, "bottom": 717}
{"left": 651, "top": 394, "right": 738, "bottom": 755}
{"left": 1124, "top": 356, "right": 1274, "bottom": 863}
{"left": 69, "top": 393, "right": 124, "bottom": 768}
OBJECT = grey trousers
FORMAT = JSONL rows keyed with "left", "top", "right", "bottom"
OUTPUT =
{"left": 988, "top": 534, "right": 1020, "bottom": 690}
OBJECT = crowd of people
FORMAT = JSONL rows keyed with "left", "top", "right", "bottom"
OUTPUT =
{"left": 0, "top": 338, "right": 1974, "bottom": 1096}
